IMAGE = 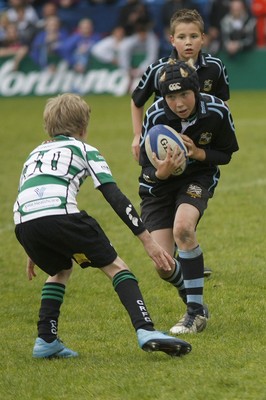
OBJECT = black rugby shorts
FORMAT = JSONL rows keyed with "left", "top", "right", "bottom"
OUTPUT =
{"left": 15, "top": 211, "right": 117, "bottom": 276}
{"left": 140, "top": 183, "right": 211, "bottom": 232}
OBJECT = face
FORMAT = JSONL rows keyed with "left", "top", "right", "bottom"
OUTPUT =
{"left": 45, "top": 16, "right": 60, "bottom": 32}
{"left": 113, "top": 26, "right": 125, "bottom": 41}
{"left": 165, "top": 90, "right": 196, "bottom": 119}
{"left": 230, "top": 0, "right": 245, "bottom": 17}
{"left": 79, "top": 19, "right": 93, "bottom": 36}
{"left": 170, "top": 22, "right": 204, "bottom": 62}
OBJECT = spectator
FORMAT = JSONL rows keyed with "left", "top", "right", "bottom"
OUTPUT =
{"left": 6, "top": 0, "right": 39, "bottom": 45}
{"left": 91, "top": 25, "right": 125, "bottom": 66}
{"left": 91, "top": 21, "right": 159, "bottom": 77}
{"left": 0, "top": 18, "right": 28, "bottom": 69}
{"left": 36, "top": 1, "right": 58, "bottom": 31}
{"left": 61, "top": 18, "right": 101, "bottom": 73}
{"left": 115, "top": 0, "right": 159, "bottom": 78}
{"left": 116, "top": 0, "right": 152, "bottom": 36}
{"left": 33, "top": 0, "right": 83, "bottom": 32}
{"left": 116, "top": 21, "right": 159, "bottom": 78}
{"left": 220, "top": 0, "right": 257, "bottom": 56}
{"left": 206, "top": 0, "right": 231, "bottom": 54}
{"left": 30, "top": 15, "right": 68, "bottom": 69}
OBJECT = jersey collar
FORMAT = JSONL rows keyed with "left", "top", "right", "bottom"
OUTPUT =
{"left": 170, "top": 48, "right": 208, "bottom": 69}
{"left": 53, "top": 134, "right": 72, "bottom": 140}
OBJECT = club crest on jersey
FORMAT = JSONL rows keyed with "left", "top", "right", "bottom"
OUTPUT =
{"left": 143, "top": 173, "right": 156, "bottom": 183}
{"left": 199, "top": 132, "right": 212, "bottom": 145}
{"left": 203, "top": 80, "right": 213, "bottom": 92}
{"left": 186, "top": 184, "right": 202, "bottom": 199}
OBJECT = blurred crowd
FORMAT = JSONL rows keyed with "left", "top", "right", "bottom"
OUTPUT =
{"left": 0, "top": 0, "right": 264, "bottom": 73}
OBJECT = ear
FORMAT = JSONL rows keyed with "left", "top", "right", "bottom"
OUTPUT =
{"left": 81, "top": 130, "right": 88, "bottom": 140}
{"left": 169, "top": 35, "right": 175, "bottom": 47}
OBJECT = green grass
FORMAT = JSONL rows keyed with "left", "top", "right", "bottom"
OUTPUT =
{"left": 0, "top": 92, "right": 265, "bottom": 400}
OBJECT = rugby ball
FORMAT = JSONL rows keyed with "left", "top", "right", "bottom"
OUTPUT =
{"left": 145, "top": 124, "right": 188, "bottom": 176}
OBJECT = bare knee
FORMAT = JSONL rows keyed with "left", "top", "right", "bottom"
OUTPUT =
{"left": 101, "top": 256, "right": 129, "bottom": 279}
{"left": 174, "top": 221, "right": 195, "bottom": 248}
{"left": 47, "top": 267, "right": 73, "bottom": 284}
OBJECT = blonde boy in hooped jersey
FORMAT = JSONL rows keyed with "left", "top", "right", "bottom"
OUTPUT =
{"left": 14, "top": 93, "right": 192, "bottom": 359}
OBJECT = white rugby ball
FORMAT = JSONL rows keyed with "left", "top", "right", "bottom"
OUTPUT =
{"left": 145, "top": 124, "right": 188, "bottom": 176}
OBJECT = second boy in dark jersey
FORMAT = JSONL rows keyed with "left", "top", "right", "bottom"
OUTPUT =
{"left": 131, "top": 9, "right": 230, "bottom": 161}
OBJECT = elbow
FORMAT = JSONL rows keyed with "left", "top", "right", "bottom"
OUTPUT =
{"left": 221, "top": 153, "right": 232, "bottom": 165}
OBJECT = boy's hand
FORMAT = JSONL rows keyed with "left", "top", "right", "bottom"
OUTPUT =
{"left": 182, "top": 135, "right": 206, "bottom": 161}
{"left": 138, "top": 230, "right": 175, "bottom": 271}
{"left": 154, "top": 145, "right": 186, "bottom": 179}
{"left": 27, "top": 257, "right": 37, "bottom": 280}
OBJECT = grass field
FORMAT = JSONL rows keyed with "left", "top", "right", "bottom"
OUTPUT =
{"left": 0, "top": 92, "right": 265, "bottom": 400}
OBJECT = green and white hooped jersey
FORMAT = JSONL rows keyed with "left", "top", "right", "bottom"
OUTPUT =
{"left": 14, "top": 135, "right": 115, "bottom": 224}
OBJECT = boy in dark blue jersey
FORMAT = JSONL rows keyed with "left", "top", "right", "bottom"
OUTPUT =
{"left": 131, "top": 8, "right": 230, "bottom": 161}
{"left": 138, "top": 59, "right": 238, "bottom": 334}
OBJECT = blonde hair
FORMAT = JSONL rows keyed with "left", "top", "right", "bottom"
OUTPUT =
{"left": 169, "top": 9, "right": 204, "bottom": 36}
{"left": 43, "top": 93, "right": 90, "bottom": 137}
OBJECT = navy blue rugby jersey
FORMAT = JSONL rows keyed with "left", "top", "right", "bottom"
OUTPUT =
{"left": 138, "top": 94, "right": 239, "bottom": 197}
{"left": 132, "top": 49, "right": 230, "bottom": 107}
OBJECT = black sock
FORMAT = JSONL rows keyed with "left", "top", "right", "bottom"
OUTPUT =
{"left": 37, "top": 282, "right": 65, "bottom": 343}
{"left": 113, "top": 270, "right": 154, "bottom": 332}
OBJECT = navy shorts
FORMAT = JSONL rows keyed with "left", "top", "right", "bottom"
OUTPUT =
{"left": 140, "top": 182, "right": 211, "bottom": 232}
{"left": 15, "top": 211, "right": 117, "bottom": 276}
